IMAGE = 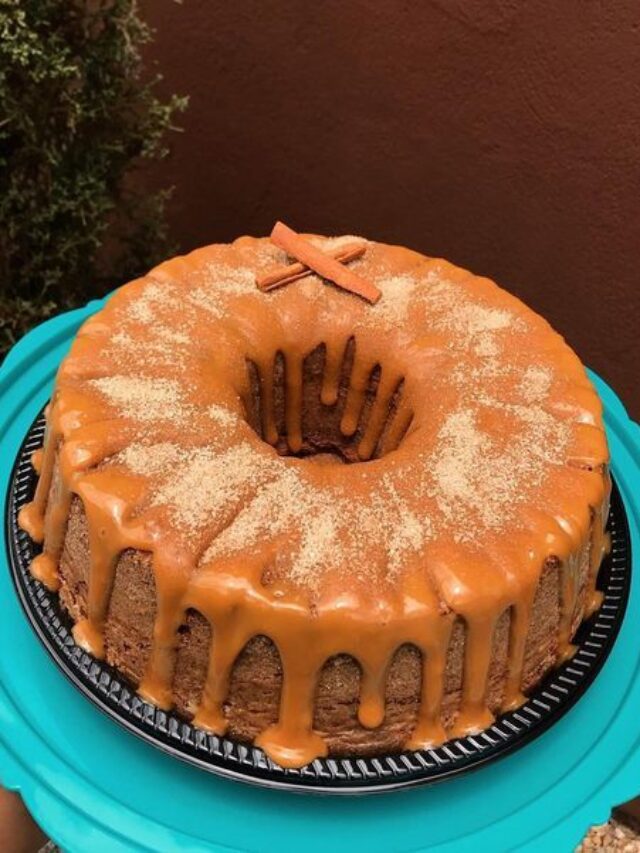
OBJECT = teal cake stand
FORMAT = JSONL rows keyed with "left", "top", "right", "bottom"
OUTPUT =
{"left": 2, "top": 302, "right": 640, "bottom": 852}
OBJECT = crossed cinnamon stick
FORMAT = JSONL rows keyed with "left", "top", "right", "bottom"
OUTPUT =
{"left": 256, "top": 221, "right": 381, "bottom": 304}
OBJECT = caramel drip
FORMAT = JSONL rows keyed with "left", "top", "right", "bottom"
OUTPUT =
{"left": 255, "top": 645, "right": 328, "bottom": 767}
{"left": 21, "top": 407, "right": 141, "bottom": 595}
{"left": 18, "top": 424, "right": 57, "bottom": 545}
{"left": 284, "top": 353, "right": 303, "bottom": 454}
{"left": 17, "top": 233, "right": 611, "bottom": 769}
{"left": 379, "top": 401, "right": 414, "bottom": 456}
{"left": 451, "top": 615, "right": 499, "bottom": 736}
{"left": 358, "top": 656, "right": 393, "bottom": 729}
{"left": 139, "top": 547, "right": 194, "bottom": 708}
{"left": 340, "top": 355, "right": 373, "bottom": 437}
{"left": 555, "top": 496, "right": 592, "bottom": 660}
{"left": 584, "top": 509, "right": 606, "bottom": 618}
{"left": 585, "top": 472, "right": 611, "bottom": 616}
{"left": 358, "top": 372, "right": 404, "bottom": 461}
{"left": 72, "top": 472, "right": 147, "bottom": 657}
{"left": 558, "top": 554, "right": 580, "bottom": 663}
{"left": 407, "top": 621, "right": 453, "bottom": 749}
{"left": 502, "top": 597, "right": 534, "bottom": 710}
{"left": 31, "top": 448, "right": 44, "bottom": 474}
{"left": 269, "top": 336, "right": 404, "bottom": 461}
{"left": 321, "top": 339, "right": 348, "bottom": 406}
{"left": 187, "top": 558, "right": 263, "bottom": 732}
{"left": 30, "top": 546, "right": 64, "bottom": 592}
{"left": 20, "top": 422, "right": 68, "bottom": 591}
{"left": 257, "top": 356, "right": 278, "bottom": 445}
{"left": 491, "top": 524, "right": 547, "bottom": 712}
{"left": 194, "top": 621, "right": 252, "bottom": 733}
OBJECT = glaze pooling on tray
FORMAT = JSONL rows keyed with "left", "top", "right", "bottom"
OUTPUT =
{"left": 18, "top": 231, "right": 610, "bottom": 768}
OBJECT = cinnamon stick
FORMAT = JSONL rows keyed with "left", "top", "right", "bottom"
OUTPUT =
{"left": 257, "top": 242, "right": 366, "bottom": 291}
{"left": 265, "top": 222, "right": 381, "bottom": 304}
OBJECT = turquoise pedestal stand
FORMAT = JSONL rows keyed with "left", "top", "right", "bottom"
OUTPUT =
{"left": 2, "top": 302, "right": 640, "bottom": 852}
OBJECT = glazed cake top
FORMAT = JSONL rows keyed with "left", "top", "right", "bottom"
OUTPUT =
{"left": 56, "top": 232, "right": 607, "bottom": 602}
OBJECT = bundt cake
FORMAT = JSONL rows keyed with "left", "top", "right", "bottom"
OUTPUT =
{"left": 18, "top": 223, "right": 610, "bottom": 768}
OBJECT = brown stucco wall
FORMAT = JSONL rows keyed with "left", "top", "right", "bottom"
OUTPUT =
{"left": 142, "top": 0, "right": 640, "bottom": 418}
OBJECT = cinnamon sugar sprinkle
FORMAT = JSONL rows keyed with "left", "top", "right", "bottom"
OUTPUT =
{"left": 430, "top": 406, "right": 569, "bottom": 543}
{"left": 89, "top": 376, "right": 186, "bottom": 422}
{"left": 107, "top": 385, "right": 568, "bottom": 587}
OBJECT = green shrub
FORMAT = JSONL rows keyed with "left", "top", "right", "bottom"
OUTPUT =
{"left": 0, "top": 0, "right": 187, "bottom": 357}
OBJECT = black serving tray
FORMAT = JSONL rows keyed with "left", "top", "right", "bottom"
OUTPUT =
{"left": 5, "top": 407, "right": 631, "bottom": 794}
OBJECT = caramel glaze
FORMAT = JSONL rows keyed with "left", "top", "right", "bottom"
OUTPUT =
{"left": 18, "top": 235, "right": 610, "bottom": 768}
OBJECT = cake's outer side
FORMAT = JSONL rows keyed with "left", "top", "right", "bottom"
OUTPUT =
{"left": 18, "top": 234, "right": 610, "bottom": 768}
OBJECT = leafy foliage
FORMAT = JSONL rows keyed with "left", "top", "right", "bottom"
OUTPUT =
{"left": 0, "top": 0, "right": 187, "bottom": 356}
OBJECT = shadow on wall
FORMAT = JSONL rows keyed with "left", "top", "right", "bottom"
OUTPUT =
{"left": 141, "top": 0, "right": 640, "bottom": 418}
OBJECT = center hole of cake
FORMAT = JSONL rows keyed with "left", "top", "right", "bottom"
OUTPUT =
{"left": 245, "top": 340, "right": 411, "bottom": 463}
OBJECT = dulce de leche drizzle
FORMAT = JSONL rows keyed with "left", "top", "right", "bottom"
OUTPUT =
{"left": 18, "top": 233, "right": 610, "bottom": 768}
